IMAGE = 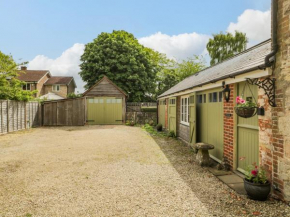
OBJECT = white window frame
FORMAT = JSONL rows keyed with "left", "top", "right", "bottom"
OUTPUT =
{"left": 23, "top": 83, "right": 31, "bottom": 91}
{"left": 52, "top": 85, "right": 60, "bottom": 92}
{"left": 180, "top": 95, "right": 189, "bottom": 126}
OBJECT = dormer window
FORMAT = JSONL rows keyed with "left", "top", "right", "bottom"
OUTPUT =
{"left": 52, "top": 85, "right": 60, "bottom": 92}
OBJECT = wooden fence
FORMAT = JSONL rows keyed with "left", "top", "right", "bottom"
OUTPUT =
{"left": 0, "top": 100, "right": 41, "bottom": 135}
{"left": 43, "top": 98, "right": 85, "bottom": 126}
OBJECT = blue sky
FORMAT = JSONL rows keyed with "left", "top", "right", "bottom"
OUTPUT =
{"left": 0, "top": 0, "right": 271, "bottom": 92}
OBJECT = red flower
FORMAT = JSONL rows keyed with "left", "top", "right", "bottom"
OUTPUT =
{"left": 251, "top": 169, "right": 258, "bottom": 176}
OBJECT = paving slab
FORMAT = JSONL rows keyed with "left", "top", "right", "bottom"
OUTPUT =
{"left": 228, "top": 183, "right": 247, "bottom": 195}
{"left": 207, "top": 168, "right": 233, "bottom": 176}
{"left": 217, "top": 174, "right": 244, "bottom": 184}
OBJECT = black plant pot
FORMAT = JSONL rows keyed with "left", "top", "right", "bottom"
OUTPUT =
{"left": 244, "top": 178, "right": 271, "bottom": 201}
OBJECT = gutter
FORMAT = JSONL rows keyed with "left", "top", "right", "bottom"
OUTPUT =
{"left": 265, "top": 0, "right": 278, "bottom": 67}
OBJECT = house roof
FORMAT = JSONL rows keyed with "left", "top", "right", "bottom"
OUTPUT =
{"left": 82, "top": 76, "right": 127, "bottom": 97}
{"left": 158, "top": 39, "right": 272, "bottom": 98}
{"left": 44, "top": 76, "right": 75, "bottom": 86}
{"left": 17, "top": 70, "right": 50, "bottom": 82}
{"left": 39, "top": 92, "right": 65, "bottom": 100}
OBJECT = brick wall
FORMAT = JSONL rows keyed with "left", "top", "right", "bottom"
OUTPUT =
{"left": 44, "top": 85, "right": 68, "bottom": 98}
{"left": 258, "top": 0, "right": 290, "bottom": 201}
{"left": 37, "top": 74, "right": 50, "bottom": 97}
{"left": 223, "top": 84, "right": 235, "bottom": 169}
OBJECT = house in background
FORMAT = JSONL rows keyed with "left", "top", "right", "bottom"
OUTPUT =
{"left": 17, "top": 66, "right": 51, "bottom": 97}
{"left": 43, "top": 76, "right": 76, "bottom": 98}
{"left": 17, "top": 66, "right": 76, "bottom": 99}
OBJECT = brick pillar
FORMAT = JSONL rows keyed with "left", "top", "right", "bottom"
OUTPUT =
{"left": 223, "top": 84, "right": 234, "bottom": 169}
{"left": 264, "top": 0, "right": 290, "bottom": 201}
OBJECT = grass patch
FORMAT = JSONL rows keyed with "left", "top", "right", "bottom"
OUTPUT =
{"left": 142, "top": 124, "right": 168, "bottom": 137}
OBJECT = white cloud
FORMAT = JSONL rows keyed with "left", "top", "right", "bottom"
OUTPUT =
{"left": 227, "top": 9, "right": 271, "bottom": 47}
{"left": 28, "top": 43, "right": 85, "bottom": 93}
{"left": 138, "top": 32, "right": 210, "bottom": 60}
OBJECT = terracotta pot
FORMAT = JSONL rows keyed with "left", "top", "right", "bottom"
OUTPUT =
{"left": 244, "top": 178, "right": 271, "bottom": 201}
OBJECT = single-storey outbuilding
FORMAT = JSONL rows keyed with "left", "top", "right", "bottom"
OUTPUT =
{"left": 82, "top": 76, "right": 127, "bottom": 125}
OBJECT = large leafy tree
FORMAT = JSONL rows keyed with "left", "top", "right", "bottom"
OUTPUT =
{"left": 0, "top": 51, "right": 36, "bottom": 101}
{"left": 79, "top": 30, "right": 160, "bottom": 102}
{"left": 206, "top": 31, "right": 248, "bottom": 65}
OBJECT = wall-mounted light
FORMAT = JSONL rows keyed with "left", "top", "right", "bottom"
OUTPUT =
{"left": 222, "top": 81, "right": 231, "bottom": 102}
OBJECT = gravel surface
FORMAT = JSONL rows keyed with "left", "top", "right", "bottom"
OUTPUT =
{"left": 0, "top": 126, "right": 209, "bottom": 217}
{"left": 0, "top": 126, "right": 289, "bottom": 217}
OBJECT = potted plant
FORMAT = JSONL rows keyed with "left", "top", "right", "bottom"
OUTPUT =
{"left": 234, "top": 96, "right": 257, "bottom": 118}
{"left": 244, "top": 163, "right": 271, "bottom": 201}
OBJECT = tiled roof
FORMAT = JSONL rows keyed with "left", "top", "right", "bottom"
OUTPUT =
{"left": 17, "top": 70, "right": 49, "bottom": 82}
{"left": 44, "top": 76, "right": 74, "bottom": 85}
{"left": 158, "top": 39, "right": 272, "bottom": 98}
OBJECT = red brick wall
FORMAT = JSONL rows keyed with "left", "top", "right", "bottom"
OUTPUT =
{"left": 223, "top": 84, "right": 235, "bottom": 169}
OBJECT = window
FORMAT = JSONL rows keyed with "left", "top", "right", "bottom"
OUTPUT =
{"left": 169, "top": 98, "right": 176, "bottom": 105}
{"left": 88, "top": 98, "right": 94, "bottom": 103}
{"left": 209, "top": 92, "right": 218, "bottom": 102}
{"left": 52, "top": 85, "right": 60, "bottom": 92}
{"left": 116, "top": 99, "right": 122, "bottom": 103}
{"left": 219, "top": 92, "right": 223, "bottom": 102}
{"left": 197, "top": 95, "right": 202, "bottom": 103}
{"left": 23, "top": 83, "right": 31, "bottom": 91}
{"left": 106, "top": 99, "right": 111, "bottom": 103}
{"left": 181, "top": 96, "right": 189, "bottom": 125}
{"left": 94, "top": 99, "right": 99, "bottom": 103}
{"left": 203, "top": 94, "right": 206, "bottom": 103}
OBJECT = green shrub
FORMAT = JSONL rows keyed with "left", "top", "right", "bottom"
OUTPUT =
{"left": 168, "top": 130, "right": 176, "bottom": 138}
{"left": 148, "top": 120, "right": 155, "bottom": 126}
{"left": 156, "top": 124, "right": 162, "bottom": 131}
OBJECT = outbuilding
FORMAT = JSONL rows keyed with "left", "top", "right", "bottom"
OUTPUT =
{"left": 82, "top": 76, "right": 127, "bottom": 125}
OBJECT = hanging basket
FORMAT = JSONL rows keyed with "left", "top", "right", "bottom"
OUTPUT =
{"left": 234, "top": 107, "right": 257, "bottom": 118}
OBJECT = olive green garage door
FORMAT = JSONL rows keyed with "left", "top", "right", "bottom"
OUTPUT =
{"left": 196, "top": 88, "right": 224, "bottom": 162}
{"left": 168, "top": 97, "right": 177, "bottom": 135}
{"left": 87, "top": 97, "right": 123, "bottom": 125}
{"left": 237, "top": 82, "right": 259, "bottom": 173}
{"left": 158, "top": 99, "right": 166, "bottom": 127}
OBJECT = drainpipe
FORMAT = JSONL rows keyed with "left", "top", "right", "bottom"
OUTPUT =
{"left": 265, "top": 0, "right": 278, "bottom": 67}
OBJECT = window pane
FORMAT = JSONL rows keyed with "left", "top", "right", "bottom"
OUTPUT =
{"left": 99, "top": 99, "right": 104, "bottom": 103}
{"left": 106, "top": 99, "right": 111, "bottom": 103}
{"left": 27, "top": 84, "right": 31, "bottom": 90}
{"left": 204, "top": 94, "right": 206, "bottom": 103}
{"left": 88, "top": 99, "right": 94, "bottom": 103}
{"left": 209, "top": 93, "right": 212, "bottom": 102}
{"left": 219, "top": 92, "right": 223, "bottom": 102}
{"left": 213, "top": 92, "right": 217, "bottom": 102}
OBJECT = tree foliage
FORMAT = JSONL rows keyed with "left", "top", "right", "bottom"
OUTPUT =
{"left": 206, "top": 31, "right": 248, "bottom": 65}
{"left": 156, "top": 55, "right": 206, "bottom": 97}
{"left": 79, "top": 30, "right": 159, "bottom": 102}
{"left": 0, "top": 51, "right": 36, "bottom": 101}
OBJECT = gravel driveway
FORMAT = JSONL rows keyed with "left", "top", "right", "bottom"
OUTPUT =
{"left": 0, "top": 126, "right": 209, "bottom": 217}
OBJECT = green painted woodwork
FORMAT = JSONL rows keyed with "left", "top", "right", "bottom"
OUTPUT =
{"left": 237, "top": 81, "right": 259, "bottom": 173}
{"left": 196, "top": 88, "right": 224, "bottom": 161}
{"left": 189, "top": 93, "right": 197, "bottom": 145}
{"left": 87, "top": 97, "right": 123, "bottom": 125}
{"left": 158, "top": 100, "right": 166, "bottom": 127}
{"left": 168, "top": 97, "right": 177, "bottom": 135}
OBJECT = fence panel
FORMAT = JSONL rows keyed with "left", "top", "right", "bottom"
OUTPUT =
{"left": 43, "top": 98, "right": 85, "bottom": 126}
{"left": 0, "top": 100, "right": 41, "bottom": 135}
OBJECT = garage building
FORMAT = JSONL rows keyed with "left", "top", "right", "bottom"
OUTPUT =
{"left": 83, "top": 76, "right": 127, "bottom": 125}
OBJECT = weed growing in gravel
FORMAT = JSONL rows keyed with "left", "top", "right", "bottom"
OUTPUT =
{"left": 142, "top": 124, "right": 169, "bottom": 137}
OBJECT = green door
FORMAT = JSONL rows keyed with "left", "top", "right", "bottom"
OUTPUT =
{"left": 168, "top": 97, "right": 176, "bottom": 135}
{"left": 237, "top": 82, "right": 259, "bottom": 173}
{"left": 87, "top": 97, "right": 123, "bottom": 125}
{"left": 196, "top": 88, "right": 224, "bottom": 162}
{"left": 158, "top": 100, "right": 166, "bottom": 127}
{"left": 189, "top": 93, "right": 197, "bottom": 145}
